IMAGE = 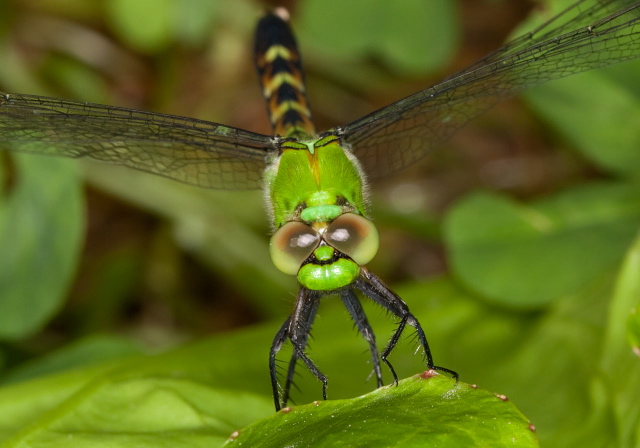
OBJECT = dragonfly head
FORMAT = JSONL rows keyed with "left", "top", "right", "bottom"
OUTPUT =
{"left": 269, "top": 212, "right": 379, "bottom": 290}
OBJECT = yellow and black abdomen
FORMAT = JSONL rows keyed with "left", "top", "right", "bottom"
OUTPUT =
{"left": 254, "top": 10, "right": 315, "bottom": 139}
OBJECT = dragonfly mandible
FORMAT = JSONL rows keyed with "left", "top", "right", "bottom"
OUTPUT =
{"left": 1, "top": 0, "right": 639, "bottom": 411}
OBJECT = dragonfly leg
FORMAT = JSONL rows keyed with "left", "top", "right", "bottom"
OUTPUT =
{"left": 269, "top": 316, "right": 291, "bottom": 410}
{"left": 281, "top": 290, "right": 319, "bottom": 406}
{"left": 339, "top": 288, "right": 384, "bottom": 388}
{"left": 270, "top": 288, "right": 326, "bottom": 410}
{"left": 289, "top": 288, "right": 327, "bottom": 398}
{"left": 356, "top": 268, "right": 459, "bottom": 383}
{"left": 281, "top": 350, "right": 299, "bottom": 407}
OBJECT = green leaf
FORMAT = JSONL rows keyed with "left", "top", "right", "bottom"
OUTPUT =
{"left": 172, "top": 0, "right": 222, "bottom": 45}
{"left": 602, "top": 230, "right": 640, "bottom": 364}
{"left": 0, "top": 281, "right": 538, "bottom": 447}
{"left": 298, "top": 0, "right": 458, "bottom": 75}
{"left": 444, "top": 182, "right": 640, "bottom": 306}
{"left": 596, "top": 231, "right": 640, "bottom": 446}
{"left": 0, "top": 355, "right": 537, "bottom": 448}
{"left": 226, "top": 374, "right": 537, "bottom": 447}
{"left": 106, "top": 0, "right": 174, "bottom": 52}
{"left": 395, "top": 274, "right": 640, "bottom": 447}
{"left": 1, "top": 335, "right": 141, "bottom": 385}
{"left": 628, "top": 306, "right": 640, "bottom": 357}
{"left": 0, "top": 331, "right": 274, "bottom": 445}
{"left": 0, "top": 154, "right": 83, "bottom": 339}
{"left": 0, "top": 376, "right": 271, "bottom": 447}
{"left": 524, "top": 65, "right": 640, "bottom": 177}
{"left": 6, "top": 273, "right": 631, "bottom": 447}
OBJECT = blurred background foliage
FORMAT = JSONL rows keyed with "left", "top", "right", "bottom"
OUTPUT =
{"left": 0, "top": 0, "right": 639, "bottom": 446}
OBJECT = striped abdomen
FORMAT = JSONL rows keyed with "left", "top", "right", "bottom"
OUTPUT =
{"left": 254, "top": 10, "right": 315, "bottom": 139}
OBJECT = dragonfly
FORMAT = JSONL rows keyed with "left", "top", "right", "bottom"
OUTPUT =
{"left": 1, "top": 0, "right": 640, "bottom": 411}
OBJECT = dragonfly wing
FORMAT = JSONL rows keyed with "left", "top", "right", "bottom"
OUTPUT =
{"left": 0, "top": 93, "right": 277, "bottom": 190}
{"left": 340, "top": 0, "right": 640, "bottom": 179}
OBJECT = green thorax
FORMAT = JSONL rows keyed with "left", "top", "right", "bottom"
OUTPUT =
{"left": 264, "top": 134, "right": 368, "bottom": 228}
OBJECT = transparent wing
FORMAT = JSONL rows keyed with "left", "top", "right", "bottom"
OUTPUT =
{"left": 0, "top": 93, "right": 277, "bottom": 190}
{"left": 340, "top": 0, "right": 640, "bottom": 179}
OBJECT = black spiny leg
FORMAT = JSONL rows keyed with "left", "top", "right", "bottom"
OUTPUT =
{"left": 270, "top": 287, "right": 326, "bottom": 410}
{"left": 281, "top": 348, "right": 300, "bottom": 407}
{"left": 281, "top": 289, "right": 320, "bottom": 406}
{"left": 269, "top": 316, "right": 291, "bottom": 410}
{"left": 339, "top": 289, "right": 384, "bottom": 388}
{"left": 356, "top": 268, "right": 459, "bottom": 382}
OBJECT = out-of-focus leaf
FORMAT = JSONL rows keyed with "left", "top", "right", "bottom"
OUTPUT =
{"left": 0, "top": 279, "right": 537, "bottom": 447}
{"left": 225, "top": 374, "right": 538, "bottom": 448}
{"left": 0, "top": 334, "right": 536, "bottom": 448}
{"left": 602, "top": 230, "right": 640, "bottom": 363}
{"left": 525, "top": 66, "right": 640, "bottom": 177}
{"left": 1, "top": 335, "right": 141, "bottom": 385}
{"left": 41, "top": 57, "right": 110, "bottom": 104}
{"left": 628, "top": 307, "right": 640, "bottom": 357}
{"left": 0, "top": 154, "right": 83, "bottom": 339}
{"left": 596, "top": 231, "right": 640, "bottom": 446}
{"left": 173, "top": 0, "right": 222, "bottom": 45}
{"left": 0, "top": 375, "right": 270, "bottom": 447}
{"left": 106, "top": 0, "right": 255, "bottom": 51}
{"left": 298, "top": 0, "right": 458, "bottom": 75}
{"left": 0, "top": 330, "right": 274, "bottom": 444}
{"left": 4, "top": 270, "right": 639, "bottom": 447}
{"left": 106, "top": 0, "right": 174, "bottom": 52}
{"left": 444, "top": 182, "right": 640, "bottom": 307}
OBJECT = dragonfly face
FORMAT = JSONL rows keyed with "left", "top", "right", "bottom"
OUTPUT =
{"left": 266, "top": 133, "right": 379, "bottom": 290}
{"left": 1, "top": 0, "right": 639, "bottom": 412}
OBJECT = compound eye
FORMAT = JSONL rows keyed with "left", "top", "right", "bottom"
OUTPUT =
{"left": 270, "top": 222, "right": 320, "bottom": 275}
{"left": 324, "top": 213, "right": 379, "bottom": 265}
